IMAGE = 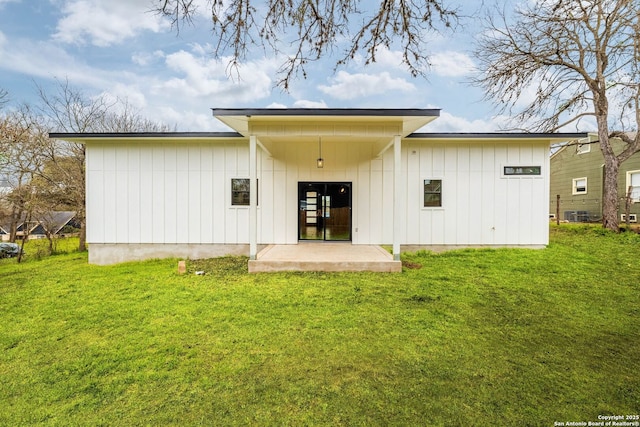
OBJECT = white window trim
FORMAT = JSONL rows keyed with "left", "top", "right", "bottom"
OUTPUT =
{"left": 422, "top": 178, "right": 444, "bottom": 210}
{"left": 626, "top": 170, "right": 640, "bottom": 203}
{"left": 572, "top": 177, "right": 588, "bottom": 195}
{"left": 620, "top": 214, "right": 638, "bottom": 223}
{"left": 576, "top": 138, "right": 591, "bottom": 154}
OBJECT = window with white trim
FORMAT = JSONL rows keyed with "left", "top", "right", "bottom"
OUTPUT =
{"left": 576, "top": 138, "right": 591, "bottom": 154}
{"left": 424, "top": 179, "right": 442, "bottom": 207}
{"left": 626, "top": 170, "right": 640, "bottom": 202}
{"left": 572, "top": 177, "right": 587, "bottom": 195}
{"left": 231, "top": 178, "right": 258, "bottom": 206}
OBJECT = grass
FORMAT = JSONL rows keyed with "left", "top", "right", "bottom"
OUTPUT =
{"left": 1, "top": 225, "right": 639, "bottom": 426}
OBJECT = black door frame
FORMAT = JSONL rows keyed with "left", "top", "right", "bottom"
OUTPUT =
{"left": 298, "top": 182, "right": 352, "bottom": 241}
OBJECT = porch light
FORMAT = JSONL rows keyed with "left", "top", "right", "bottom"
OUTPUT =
{"left": 317, "top": 137, "right": 324, "bottom": 168}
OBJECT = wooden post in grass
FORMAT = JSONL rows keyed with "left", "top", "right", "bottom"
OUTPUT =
{"left": 178, "top": 260, "right": 186, "bottom": 274}
{"left": 556, "top": 195, "right": 560, "bottom": 226}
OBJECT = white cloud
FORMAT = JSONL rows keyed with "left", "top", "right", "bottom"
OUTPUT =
{"left": 430, "top": 51, "right": 476, "bottom": 77}
{"left": 293, "top": 99, "right": 328, "bottom": 108}
{"left": 318, "top": 71, "right": 415, "bottom": 100}
{"left": 157, "top": 47, "right": 274, "bottom": 104}
{"left": 424, "top": 111, "right": 511, "bottom": 133}
{"left": 132, "top": 50, "right": 165, "bottom": 66}
{"left": 53, "top": 0, "right": 169, "bottom": 46}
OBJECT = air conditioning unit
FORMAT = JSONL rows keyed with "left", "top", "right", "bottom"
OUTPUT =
{"left": 620, "top": 214, "right": 637, "bottom": 223}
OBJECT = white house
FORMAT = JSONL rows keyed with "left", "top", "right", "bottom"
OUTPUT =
{"left": 50, "top": 108, "right": 586, "bottom": 268}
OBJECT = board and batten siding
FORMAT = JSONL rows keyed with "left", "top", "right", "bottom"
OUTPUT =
{"left": 86, "top": 137, "right": 550, "bottom": 249}
{"left": 86, "top": 141, "right": 257, "bottom": 245}
{"left": 400, "top": 140, "right": 550, "bottom": 246}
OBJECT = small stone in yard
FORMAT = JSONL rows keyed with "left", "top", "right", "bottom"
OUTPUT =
{"left": 178, "top": 260, "right": 186, "bottom": 274}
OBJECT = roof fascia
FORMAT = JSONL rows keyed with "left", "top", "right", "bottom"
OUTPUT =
{"left": 49, "top": 132, "right": 245, "bottom": 143}
{"left": 211, "top": 108, "right": 441, "bottom": 137}
{"left": 407, "top": 132, "right": 588, "bottom": 143}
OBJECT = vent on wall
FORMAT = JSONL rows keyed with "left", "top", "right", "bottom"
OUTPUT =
{"left": 620, "top": 214, "right": 637, "bottom": 223}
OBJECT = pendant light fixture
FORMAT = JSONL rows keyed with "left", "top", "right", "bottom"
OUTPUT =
{"left": 317, "top": 137, "right": 324, "bottom": 168}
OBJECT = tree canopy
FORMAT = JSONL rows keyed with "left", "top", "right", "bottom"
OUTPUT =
{"left": 153, "top": 0, "right": 460, "bottom": 90}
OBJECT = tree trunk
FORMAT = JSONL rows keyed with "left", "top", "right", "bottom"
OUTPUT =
{"left": 78, "top": 219, "right": 86, "bottom": 252}
{"left": 602, "top": 155, "right": 620, "bottom": 232}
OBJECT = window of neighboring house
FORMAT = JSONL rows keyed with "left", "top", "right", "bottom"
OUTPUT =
{"left": 231, "top": 178, "right": 258, "bottom": 206}
{"left": 572, "top": 177, "right": 587, "bottom": 195}
{"left": 627, "top": 170, "right": 640, "bottom": 202}
{"left": 576, "top": 139, "right": 591, "bottom": 154}
{"left": 424, "top": 179, "right": 442, "bottom": 207}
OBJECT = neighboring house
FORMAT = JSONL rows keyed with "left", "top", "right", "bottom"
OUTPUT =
{"left": 28, "top": 211, "right": 78, "bottom": 239}
{"left": 1, "top": 211, "right": 77, "bottom": 241}
{"left": 550, "top": 133, "right": 640, "bottom": 223}
{"left": 50, "top": 108, "right": 585, "bottom": 265}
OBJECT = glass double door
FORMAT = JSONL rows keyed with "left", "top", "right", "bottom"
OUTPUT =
{"left": 298, "top": 182, "right": 351, "bottom": 241}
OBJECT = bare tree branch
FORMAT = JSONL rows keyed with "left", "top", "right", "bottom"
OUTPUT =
{"left": 151, "top": 0, "right": 460, "bottom": 90}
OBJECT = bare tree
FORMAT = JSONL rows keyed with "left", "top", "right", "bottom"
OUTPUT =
{"left": 473, "top": 0, "right": 640, "bottom": 232}
{"left": 0, "top": 107, "right": 48, "bottom": 251}
{"left": 153, "top": 0, "right": 460, "bottom": 90}
{"left": 39, "top": 79, "right": 172, "bottom": 251}
{"left": 0, "top": 88, "right": 8, "bottom": 109}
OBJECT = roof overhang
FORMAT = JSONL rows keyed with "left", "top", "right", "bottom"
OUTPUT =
{"left": 211, "top": 108, "right": 441, "bottom": 137}
{"left": 48, "top": 132, "right": 244, "bottom": 144}
{"left": 407, "top": 132, "right": 588, "bottom": 144}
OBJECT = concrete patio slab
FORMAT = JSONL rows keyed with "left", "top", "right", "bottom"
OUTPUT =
{"left": 248, "top": 243, "right": 402, "bottom": 273}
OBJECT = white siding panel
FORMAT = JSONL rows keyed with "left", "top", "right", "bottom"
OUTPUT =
{"left": 200, "top": 170, "right": 214, "bottom": 243}
{"left": 140, "top": 170, "right": 153, "bottom": 242}
{"left": 176, "top": 170, "right": 189, "bottom": 244}
{"left": 164, "top": 170, "right": 177, "bottom": 244}
{"left": 104, "top": 170, "right": 117, "bottom": 243}
{"left": 212, "top": 171, "right": 226, "bottom": 242}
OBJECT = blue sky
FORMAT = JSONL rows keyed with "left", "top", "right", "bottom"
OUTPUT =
{"left": 0, "top": 0, "right": 517, "bottom": 132}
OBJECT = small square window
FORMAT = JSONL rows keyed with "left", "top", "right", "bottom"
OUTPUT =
{"left": 577, "top": 140, "right": 591, "bottom": 154}
{"left": 572, "top": 177, "right": 587, "bottom": 195}
{"left": 424, "top": 179, "right": 442, "bottom": 207}
{"left": 231, "top": 178, "right": 251, "bottom": 206}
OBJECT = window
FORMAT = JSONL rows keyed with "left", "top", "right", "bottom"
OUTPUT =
{"left": 424, "top": 179, "right": 442, "bottom": 207}
{"left": 576, "top": 138, "right": 591, "bottom": 154}
{"left": 621, "top": 214, "right": 638, "bottom": 223}
{"left": 626, "top": 170, "right": 640, "bottom": 202}
{"left": 572, "top": 177, "right": 587, "bottom": 195}
{"left": 503, "top": 166, "right": 541, "bottom": 176}
{"left": 231, "top": 178, "right": 252, "bottom": 206}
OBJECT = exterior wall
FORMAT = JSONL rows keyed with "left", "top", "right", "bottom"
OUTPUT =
{"left": 550, "top": 137, "right": 640, "bottom": 222}
{"left": 87, "top": 137, "right": 551, "bottom": 264}
{"left": 86, "top": 141, "right": 257, "bottom": 247}
{"left": 403, "top": 140, "right": 550, "bottom": 246}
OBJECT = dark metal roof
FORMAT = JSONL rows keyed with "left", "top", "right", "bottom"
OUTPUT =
{"left": 211, "top": 108, "right": 441, "bottom": 117}
{"left": 407, "top": 132, "right": 588, "bottom": 139}
{"left": 49, "top": 132, "right": 244, "bottom": 139}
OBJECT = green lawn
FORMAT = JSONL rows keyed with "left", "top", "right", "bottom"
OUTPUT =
{"left": 1, "top": 226, "right": 639, "bottom": 426}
